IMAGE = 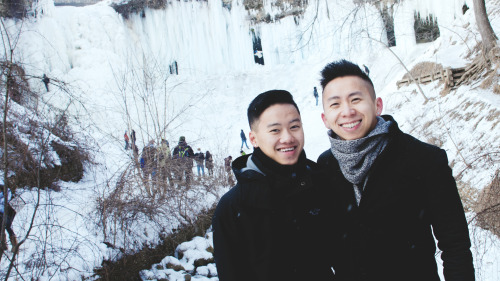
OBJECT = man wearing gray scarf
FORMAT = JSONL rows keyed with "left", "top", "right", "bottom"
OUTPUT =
{"left": 317, "top": 60, "right": 474, "bottom": 281}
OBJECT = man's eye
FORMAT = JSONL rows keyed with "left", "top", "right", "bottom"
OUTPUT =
{"left": 291, "top": 125, "right": 301, "bottom": 130}
{"left": 330, "top": 103, "right": 339, "bottom": 107}
{"left": 270, "top": 129, "right": 279, "bottom": 133}
{"left": 352, "top": 98, "right": 361, "bottom": 103}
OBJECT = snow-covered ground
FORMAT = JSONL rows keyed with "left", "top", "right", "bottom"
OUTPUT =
{"left": 0, "top": 0, "right": 499, "bottom": 280}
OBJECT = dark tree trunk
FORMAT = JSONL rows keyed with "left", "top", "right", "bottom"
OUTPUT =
{"left": 473, "top": 0, "right": 498, "bottom": 55}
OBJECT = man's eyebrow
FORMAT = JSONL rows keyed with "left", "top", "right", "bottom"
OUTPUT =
{"left": 266, "top": 118, "right": 301, "bottom": 128}
{"left": 266, "top": 122, "right": 281, "bottom": 128}
{"left": 326, "top": 91, "right": 362, "bottom": 101}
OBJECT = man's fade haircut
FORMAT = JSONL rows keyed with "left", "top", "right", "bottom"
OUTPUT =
{"left": 320, "top": 59, "right": 375, "bottom": 99}
{"left": 247, "top": 90, "right": 300, "bottom": 130}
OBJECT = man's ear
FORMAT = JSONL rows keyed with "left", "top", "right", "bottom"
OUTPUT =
{"left": 321, "top": 113, "right": 331, "bottom": 129}
{"left": 375, "top": 97, "right": 383, "bottom": 116}
{"left": 249, "top": 131, "right": 258, "bottom": 147}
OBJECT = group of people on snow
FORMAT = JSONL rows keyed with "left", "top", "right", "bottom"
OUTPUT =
{"left": 126, "top": 133, "right": 215, "bottom": 187}
{"left": 212, "top": 60, "right": 474, "bottom": 281}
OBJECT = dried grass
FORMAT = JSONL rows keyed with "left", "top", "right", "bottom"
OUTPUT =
{"left": 403, "top": 62, "right": 444, "bottom": 80}
{"left": 426, "top": 136, "right": 443, "bottom": 148}
{"left": 474, "top": 170, "right": 500, "bottom": 238}
{"left": 494, "top": 84, "right": 500, "bottom": 94}
{"left": 457, "top": 180, "right": 479, "bottom": 213}
{"left": 486, "top": 109, "right": 500, "bottom": 122}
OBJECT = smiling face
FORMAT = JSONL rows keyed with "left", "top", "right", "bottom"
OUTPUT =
{"left": 249, "top": 103, "right": 304, "bottom": 165}
{"left": 321, "top": 76, "right": 383, "bottom": 140}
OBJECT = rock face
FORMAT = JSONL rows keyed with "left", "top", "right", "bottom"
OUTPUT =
{"left": 112, "top": 0, "right": 310, "bottom": 23}
{"left": 0, "top": 116, "right": 88, "bottom": 190}
{"left": 242, "top": 0, "right": 309, "bottom": 23}
{"left": 0, "top": 61, "right": 88, "bottom": 191}
{"left": 50, "top": 141, "right": 85, "bottom": 183}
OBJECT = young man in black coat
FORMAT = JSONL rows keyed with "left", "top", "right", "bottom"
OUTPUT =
{"left": 212, "top": 90, "right": 341, "bottom": 281}
{"left": 172, "top": 136, "right": 194, "bottom": 184}
{"left": 318, "top": 60, "right": 474, "bottom": 281}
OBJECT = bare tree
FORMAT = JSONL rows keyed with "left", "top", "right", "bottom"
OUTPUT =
{"left": 0, "top": 12, "right": 98, "bottom": 279}
{"left": 473, "top": 0, "right": 498, "bottom": 57}
{"left": 92, "top": 48, "right": 225, "bottom": 260}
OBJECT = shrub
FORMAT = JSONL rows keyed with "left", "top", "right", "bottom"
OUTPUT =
{"left": 474, "top": 170, "right": 500, "bottom": 238}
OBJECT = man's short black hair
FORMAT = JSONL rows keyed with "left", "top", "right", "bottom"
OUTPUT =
{"left": 247, "top": 90, "right": 300, "bottom": 130}
{"left": 320, "top": 59, "right": 374, "bottom": 98}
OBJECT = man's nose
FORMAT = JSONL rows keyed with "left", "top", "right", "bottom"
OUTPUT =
{"left": 280, "top": 129, "right": 294, "bottom": 143}
{"left": 341, "top": 103, "right": 355, "bottom": 116}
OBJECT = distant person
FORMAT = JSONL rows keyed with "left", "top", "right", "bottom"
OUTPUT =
{"left": 213, "top": 90, "right": 340, "bottom": 281}
{"left": 240, "top": 129, "right": 249, "bottom": 150}
{"left": 0, "top": 186, "right": 17, "bottom": 253}
{"left": 172, "top": 136, "right": 194, "bottom": 185}
{"left": 141, "top": 140, "right": 157, "bottom": 183}
{"left": 313, "top": 86, "right": 319, "bottom": 106}
{"left": 194, "top": 148, "right": 205, "bottom": 178}
{"left": 317, "top": 59, "right": 474, "bottom": 281}
{"left": 240, "top": 150, "right": 246, "bottom": 156}
{"left": 205, "top": 151, "right": 214, "bottom": 176}
{"left": 158, "top": 139, "right": 173, "bottom": 187}
{"left": 131, "top": 130, "right": 137, "bottom": 148}
{"left": 223, "top": 156, "right": 234, "bottom": 186}
{"left": 124, "top": 131, "right": 130, "bottom": 150}
{"left": 42, "top": 74, "right": 50, "bottom": 92}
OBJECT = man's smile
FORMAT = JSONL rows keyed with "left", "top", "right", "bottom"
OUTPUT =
{"left": 278, "top": 146, "right": 296, "bottom": 152}
{"left": 340, "top": 120, "right": 361, "bottom": 128}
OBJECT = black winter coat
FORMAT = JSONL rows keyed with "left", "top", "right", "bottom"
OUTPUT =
{"left": 318, "top": 115, "right": 474, "bottom": 281}
{"left": 172, "top": 141, "right": 194, "bottom": 167}
{"left": 194, "top": 152, "right": 205, "bottom": 164}
{"left": 212, "top": 148, "right": 342, "bottom": 281}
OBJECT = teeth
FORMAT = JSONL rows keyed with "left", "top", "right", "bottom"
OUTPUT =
{"left": 342, "top": 121, "right": 360, "bottom": 128}
{"left": 279, "top": 147, "right": 294, "bottom": 152}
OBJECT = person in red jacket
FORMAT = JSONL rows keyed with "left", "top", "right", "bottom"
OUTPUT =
{"left": 124, "top": 131, "right": 130, "bottom": 150}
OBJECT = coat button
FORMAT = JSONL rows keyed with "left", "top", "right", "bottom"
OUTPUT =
{"left": 300, "top": 181, "right": 306, "bottom": 186}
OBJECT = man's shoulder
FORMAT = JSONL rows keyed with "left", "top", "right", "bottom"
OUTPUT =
{"left": 395, "top": 131, "right": 446, "bottom": 160}
{"left": 304, "top": 157, "right": 318, "bottom": 169}
{"left": 215, "top": 184, "right": 243, "bottom": 216}
{"left": 317, "top": 149, "right": 335, "bottom": 165}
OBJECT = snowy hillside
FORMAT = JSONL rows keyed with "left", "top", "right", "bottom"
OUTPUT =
{"left": 0, "top": 0, "right": 499, "bottom": 280}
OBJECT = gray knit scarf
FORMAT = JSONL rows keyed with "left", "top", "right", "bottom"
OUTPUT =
{"left": 328, "top": 116, "right": 392, "bottom": 205}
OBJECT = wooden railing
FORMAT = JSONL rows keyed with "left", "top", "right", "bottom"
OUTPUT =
{"left": 396, "top": 66, "right": 467, "bottom": 89}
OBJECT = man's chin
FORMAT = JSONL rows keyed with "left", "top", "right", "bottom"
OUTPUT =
{"left": 277, "top": 156, "right": 299, "bottom": 165}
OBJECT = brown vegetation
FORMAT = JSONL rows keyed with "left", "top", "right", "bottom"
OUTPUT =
{"left": 0, "top": 0, "right": 30, "bottom": 18}
{"left": 94, "top": 206, "right": 215, "bottom": 281}
{"left": 474, "top": 170, "right": 500, "bottom": 238}
{"left": 403, "top": 62, "right": 444, "bottom": 80}
{"left": 456, "top": 44, "right": 499, "bottom": 88}
{"left": 0, "top": 110, "right": 89, "bottom": 190}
